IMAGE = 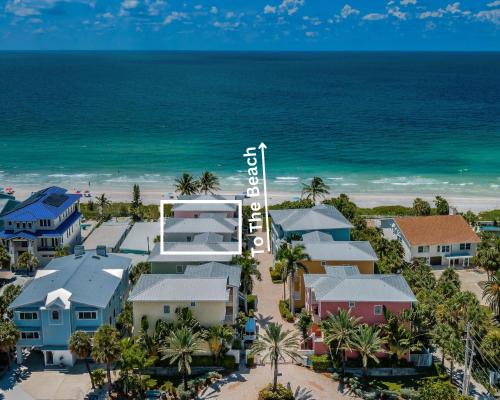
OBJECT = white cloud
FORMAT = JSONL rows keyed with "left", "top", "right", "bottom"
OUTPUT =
{"left": 475, "top": 9, "right": 500, "bottom": 24}
{"left": 487, "top": 0, "right": 500, "bottom": 6}
{"left": 98, "top": 12, "right": 114, "bottom": 19}
{"left": 445, "top": 2, "right": 461, "bottom": 14}
{"left": 28, "top": 17, "right": 42, "bottom": 23}
{"left": 340, "top": 4, "right": 360, "bottom": 18}
{"left": 388, "top": 6, "right": 407, "bottom": 20}
{"left": 226, "top": 11, "right": 235, "bottom": 19}
{"left": 147, "top": 0, "right": 165, "bottom": 16}
{"left": 210, "top": 6, "right": 218, "bottom": 14}
{"left": 305, "top": 31, "right": 317, "bottom": 37}
{"left": 418, "top": 2, "right": 468, "bottom": 19}
{"left": 213, "top": 20, "right": 240, "bottom": 30}
{"left": 278, "top": 0, "right": 304, "bottom": 16}
{"left": 400, "top": 0, "right": 416, "bottom": 5}
{"left": 264, "top": 5, "right": 276, "bottom": 14}
{"left": 194, "top": 4, "right": 203, "bottom": 10}
{"left": 362, "top": 13, "right": 388, "bottom": 20}
{"left": 5, "top": 1, "right": 40, "bottom": 17}
{"left": 163, "top": 11, "right": 188, "bottom": 25}
{"left": 121, "top": 0, "right": 138, "bottom": 10}
{"left": 419, "top": 10, "right": 443, "bottom": 18}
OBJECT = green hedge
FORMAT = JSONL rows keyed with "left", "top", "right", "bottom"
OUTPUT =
{"left": 278, "top": 300, "right": 294, "bottom": 322}
{"left": 309, "top": 354, "right": 331, "bottom": 372}
{"left": 258, "top": 384, "right": 294, "bottom": 400}
{"left": 269, "top": 267, "right": 282, "bottom": 283}
{"left": 247, "top": 294, "right": 256, "bottom": 311}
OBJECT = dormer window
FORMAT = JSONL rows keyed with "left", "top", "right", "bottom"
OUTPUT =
{"left": 51, "top": 310, "right": 60, "bottom": 321}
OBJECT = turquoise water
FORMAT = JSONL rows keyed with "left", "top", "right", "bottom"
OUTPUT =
{"left": 0, "top": 51, "right": 499, "bottom": 195}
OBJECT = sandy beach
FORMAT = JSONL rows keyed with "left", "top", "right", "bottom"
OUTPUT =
{"left": 7, "top": 183, "right": 500, "bottom": 213}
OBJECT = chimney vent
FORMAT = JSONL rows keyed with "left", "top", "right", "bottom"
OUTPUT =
{"left": 96, "top": 245, "right": 107, "bottom": 257}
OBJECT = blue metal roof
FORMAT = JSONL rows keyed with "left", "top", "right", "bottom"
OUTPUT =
{"left": 245, "top": 318, "right": 256, "bottom": 333}
{"left": 0, "top": 187, "right": 80, "bottom": 222}
{"left": 0, "top": 212, "right": 81, "bottom": 240}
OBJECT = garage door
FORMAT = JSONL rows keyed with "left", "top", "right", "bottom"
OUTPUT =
{"left": 430, "top": 256, "right": 442, "bottom": 266}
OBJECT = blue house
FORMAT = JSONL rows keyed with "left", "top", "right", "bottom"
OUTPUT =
{"left": 9, "top": 246, "right": 131, "bottom": 367}
{"left": 268, "top": 205, "right": 353, "bottom": 254}
{"left": 0, "top": 187, "right": 82, "bottom": 267}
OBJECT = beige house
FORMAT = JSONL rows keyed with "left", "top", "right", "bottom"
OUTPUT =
{"left": 129, "top": 273, "right": 238, "bottom": 334}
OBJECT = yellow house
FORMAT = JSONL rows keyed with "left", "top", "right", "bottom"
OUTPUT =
{"left": 129, "top": 275, "right": 232, "bottom": 334}
{"left": 291, "top": 231, "right": 378, "bottom": 309}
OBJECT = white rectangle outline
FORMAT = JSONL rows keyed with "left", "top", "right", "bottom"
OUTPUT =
{"left": 160, "top": 199, "right": 243, "bottom": 255}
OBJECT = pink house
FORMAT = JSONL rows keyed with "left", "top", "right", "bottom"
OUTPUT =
{"left": 303, "top": 266, "right": 416, "bottom": 356}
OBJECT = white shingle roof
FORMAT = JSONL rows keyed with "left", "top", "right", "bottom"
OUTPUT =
{"left": 164, "top": 217, "right": 237, "bottom": 234}
{"left": 148, "top": 242, "right": 236, "bottom": 263}
{"left": 269, "top": 205, "right": 353, "bottom": 232}
{"left": 292, "top": 240, "right": 378, "bottom": 262}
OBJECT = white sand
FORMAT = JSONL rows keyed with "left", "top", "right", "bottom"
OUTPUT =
{"left": 8, "top": 183, "right": 500, "bottom": 213}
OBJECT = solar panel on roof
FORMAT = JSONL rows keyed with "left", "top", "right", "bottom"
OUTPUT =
{"left": 43, "top": 194, "right": 68, "bottom": 207}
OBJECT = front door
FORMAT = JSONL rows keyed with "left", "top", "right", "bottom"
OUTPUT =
{"left": 46, "top": 351, "right": 54, "bottom": 365}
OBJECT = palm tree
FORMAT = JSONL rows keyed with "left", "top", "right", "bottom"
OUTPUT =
{"left": 92, "top": 325, "right": 122, "bottom": 394}
{"left": 482, "top": 270, "right": 500, "bottom": 315}
{"left": 174, "top": 173, "right": 199, "bottom": 195}
{"left": 473, "top": 234, "right": 500, "bottom": 279}
{"left": 160, "top": 326, "right": 203, "bottom": 390}
{"left": 16, "top": 251, "right": 38, "bottom": 274}
{"left": 320, "top": 309, "right": 361, "bottom": 381}
{"left": 232, "top": 251, "right": 261, "bottom": 312}
{"left": 301, "top": 177, "right": 330, "bottom": 203}
{"left": 198, "top": 171, "right": 220, "bottom": 194}
{"left": 277, "top": 244, "right": 310, "bottom": 315}
{"left": 206, "top": 325, "right": 234, "bottom": 364}
{"left": 69, "top": 331, "right": 95, "bottom": 389}
{"left": 96, "top": 193, "right": 110, "bottom": 218}
{"left": 412, "top": 198, "right": 431, "bottom": 216}
{"left": 0, "top": 321, "right": 19, "bottom": 370}
{"left": 54, "top": 246, "right": 69, "bottom": 258}
{"left": 350, "top": 325, "right": 386, "bottom": 377}
{"left": 250, "top": 322, "right": 301, "bottom": 392}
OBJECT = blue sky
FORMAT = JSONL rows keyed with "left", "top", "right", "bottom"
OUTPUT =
{"left": 1, "top": 0, "right": 499, "bottom": 50}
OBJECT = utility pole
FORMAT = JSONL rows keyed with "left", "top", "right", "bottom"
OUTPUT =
{"left": 463, "top": 322, "right": 475, "bottom": 396}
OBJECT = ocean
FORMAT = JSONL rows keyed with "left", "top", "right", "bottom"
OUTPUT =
{"left": 0, "top": 51, "right": 499, "bottom": 196}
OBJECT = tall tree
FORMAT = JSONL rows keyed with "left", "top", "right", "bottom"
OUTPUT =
{"left": 131, "top": 184, "right": 142, "bottom": 209}
{"left": 232, "top": 251, "right": 261, "bottom": 312}
{"left": 434, "top": 196, "right": 449, "bottom": 215}
{"left": 174, "top": 173, "right": 199, "bottom": 195}
{"left": 198, "top": 171, "right": 220, "bottom": 195}
{"left": 301, "top": 177, "right": 330, "bottom": 203}
{"left": 117, "top": 337, "right": 155, "bottom": 396}
{"left": 250, "top": 323, "right": 301, "bottom": 392}
{"left": 413, "top": 198, "right": 431, "bottom": 216}
{"left": 116, "top": 301, "right": 133, "bottom": 337}
{"left": 322, "top": 193, "right": 358, "bottom": 221}
{"left": 0, "top": 284, "right": 22, "bottom": 319}
{"left": 96, "top": 193, "right": 110, "bottom": 218}
{"left": 0, "top": 245, "right": 11, "bottom": 270}
{"left": 130, "top": 261, "right": 151, "bottom": 285}
{"left": 350, "top": 325, "right": 386, "bottom": 377}
{"left": 92, "top": 325, "right": 122, "bottom": 394}
{"left": 69, "top": 331, "right": 95, "bottom": 389}
{"left": 0, "top": 321, "right": 20, "bottom": 370}
{"left": 463, "top": 210, "right": 478, "bottom": 227}
{"left": 482, "top": 270, "right": 500, "bottom": 315}
{"left": 277, "top": 244, "right": 310, "bottom": 314}
{"left": 473, "top": 233, "right": 500, "bottom": 279}
{"left": 160, "top": 326, "right": 203, "bottom": 391}
{"left": 436, "top": 267, "right": 461, "bottom": 298}
{"left": 16, "top": 251, "right": 38, "bottom": 274}
{"left": 320, "top": 309, "right": 361, "bottom": 381}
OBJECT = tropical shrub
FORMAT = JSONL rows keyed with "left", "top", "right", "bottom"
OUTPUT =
{"left": 246, "top": 354, "right": 255, "bottom": 367}
{"left": 232, "top": 338, "right": 242, "bottom": 350}
{"left": 258, "top": 383, "right": 294, "bottom": 400}
{"left": 418, "top": 378, "right": 470, "bottom": 400}
{"left": 269, "top": 266, "right": 282, "bottom": 283}
{"left": 278, "top": 300, "right": 294, "bottom": 322}
{"left": 91, "top": 368, "right": 106, "bottom": 388}
{"left": 309, "top": 354, "right": 330, "bottom": 372}
{"left": 247, "top": 294, "right": 257, "bottom": 311}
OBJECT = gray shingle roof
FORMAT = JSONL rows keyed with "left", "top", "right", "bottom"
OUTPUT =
{"left": 129, "top": 274, "right": 228, "bottom": 302}
{"left": 172, "top": 195, "right": 242, "bottom": 212}
{"left": 148, "top": 243, "right": 236, "bottom": 263}
{"left": 292, "top": 240, "right": 378, "bottom": 262}
{"left": 9, "top": 251, "right": 131, "bottom": 309}
{"left": 302, "top": 231, "right": 334, "bottom": 243}
{"left": 184, "top": 262, "right": 241, "bottom": 288}
{"left": 164, "top": 217, "right": 237, "bottom": 234}
{"left": 192, "top": 232, "right": 223, "bottom": 243}
{"left": 269, "top": 204, "right": 353, "bottom": 232}
{"left": 304, "top": 272, "right": 416, "bottom": 303}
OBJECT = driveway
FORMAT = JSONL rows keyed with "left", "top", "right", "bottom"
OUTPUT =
{"left": 432, "top": 266, "right": 488, "bottom": 305}
{"left": 200, "top": 363, "right": 347, "bottom": 400}
{"left": 0, "top": 352, "right": 92, "bottom": 400}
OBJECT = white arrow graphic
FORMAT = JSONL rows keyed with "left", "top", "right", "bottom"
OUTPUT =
{"left": 258, "top": 142, "right": 271, "bottom": 253}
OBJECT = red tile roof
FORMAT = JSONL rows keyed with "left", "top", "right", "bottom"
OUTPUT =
{"left": 394, "top": 215, "right": 480, "bottom": 246}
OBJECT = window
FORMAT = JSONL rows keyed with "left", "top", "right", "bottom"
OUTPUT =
{"left": 190, "top": 302, "right": 196, "bottom": 307}
{"left": 77, "top": 311, "right": 97, "bottom": 320}
{"left": 460, "top": 243, "right": 471, "bottom": 250}
{"left": 440, "top": 245, "right": 450, "bottom": 253}
{"left": 21, "top": 331, "right": 40, "bottom": 340}
{"left": 348, "top": 301, "right": 356, "bottom": 309}
{"left": 176, "top": 265, "right": 184, "bottom": 274}
{"left": 374, "top": 305, "right": 383, "bottom": 315}
{"left": 51, "top": 310, "right": 60, "bottom": 321}
{"left": 418, "top": 246, "right": 429, "bottom": 253}
{"left": 163, "top": 305, "right": 170, "bottom": 314}
{"left": 19, "top": 312, "right": 38, "bottom": 320}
